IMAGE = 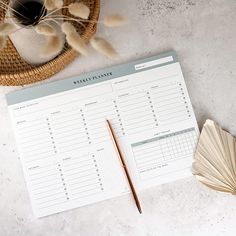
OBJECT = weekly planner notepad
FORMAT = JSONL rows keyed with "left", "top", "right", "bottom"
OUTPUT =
{"left": 6, "top": 52, "right": 199, "bottom": 217}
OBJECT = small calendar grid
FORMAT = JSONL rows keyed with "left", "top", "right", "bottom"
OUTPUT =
{"left": 132, "top": 128, "right": 197, "bottom": 178}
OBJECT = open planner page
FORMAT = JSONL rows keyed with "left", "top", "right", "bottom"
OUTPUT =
{"left": 6, "top": 51, "right": 199, "bottom": 217}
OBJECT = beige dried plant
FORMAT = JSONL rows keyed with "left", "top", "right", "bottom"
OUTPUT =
{"left": 192, "top": 119, "right": 236, "bottom": 195}
{"left": 68, "top": 2, "right": 90, "bottom": 19}
{"left": 35, "top": 23, "right": 57, "bottom": 35}
{"left": 62, "top": 22, "right": 88, "bottom": 55}
{"left": 45, "top": 0, "right": 63, "bottom": 11}
{"left": 91, "top": 37, "right": 118, "bottom": 59}
{"left": 103, "top": 14, "right": 127, "bottom": 27}
{"left": 0, "top": 0, "right": 128, "bottom": 60}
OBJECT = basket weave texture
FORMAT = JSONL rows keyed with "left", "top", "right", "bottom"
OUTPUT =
{"left": 0, "top": 0, "right": 100, "bottom": 86}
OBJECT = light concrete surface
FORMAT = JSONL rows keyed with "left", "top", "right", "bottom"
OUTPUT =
{"left": 0, "top": 0, "right": 236, "bottom": 235}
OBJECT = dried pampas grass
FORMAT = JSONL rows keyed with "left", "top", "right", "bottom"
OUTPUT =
{"left": 66, "top": 32, "right": 88, "bottom": 56}
{"left": 45, "top": 0, "right": 63, "bottom": 10}
{"left": 68, "top": 2, "right": 90, "bottom": 19}
{"left": 103, "top": 14, "right": 128, "bottom": 27}
{"left": 90, "top": 37, "right": 118, "bottom": 59}
{"left": 61, "top": 22, "right": 76, "bottom": 34}
{"left": 35, "top": 23, "right": 57, "bottom": 36}
{"left": 62, "top": 22, "right": 88, "bottom": 56}
{"left": 0, "top": 23, "right": 17, "bottom": 36}
{"left": 54, "top": 0, "right": 63, "bottom": 9}
{"left": 0, "top": 0, "right": 128, "bottom": 60}
{"left": 0, "top": 35, "right": 7, "bottom": 50}
{"left": 45, "top": 0, "right": 56, "bottom": 10}
{"left": 41, "top": 35, "right": 64, "bottom": 58}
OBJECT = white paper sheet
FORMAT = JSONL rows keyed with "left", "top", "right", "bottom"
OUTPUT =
{"left": 7, "top": 52, "right": 199, "bottom": 217}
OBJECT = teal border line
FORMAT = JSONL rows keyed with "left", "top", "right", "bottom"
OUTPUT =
{"left": 6, "top": 51, "right": 178, "bottom": 105}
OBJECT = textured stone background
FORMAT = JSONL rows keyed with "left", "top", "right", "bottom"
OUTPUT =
{"left": 0, "top": 0, "right": 236, "bottom": 235}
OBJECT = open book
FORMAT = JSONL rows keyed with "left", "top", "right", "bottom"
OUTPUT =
{"left": 192, "top": 119, "right": 236, "bottom": 195}
{"left": 6, "top": 51, "right": 199, "bottom": 217}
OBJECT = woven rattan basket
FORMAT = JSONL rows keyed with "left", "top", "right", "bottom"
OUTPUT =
{"left": 0, "top": 0, "right": 100, "bottom": 86}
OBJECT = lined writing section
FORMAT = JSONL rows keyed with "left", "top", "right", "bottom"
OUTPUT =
{"left": 61, "top": 153, "right": 104, "bottom": 202}
{"left": 16, "top": 117, "right": 56, "bottom": 164}
{"left": 49, "top": 109, "right": 89, "bottom": 154}
{"left": 131, "top": 128, "right": 198, "bottom": 180}
{"left": 82, "top": 99, "right": 124, "bottom": 145}
{"left": 29, "top": 153, "right": 104, "bottom": 212}
{"left": 15, "top": 116, "right": 69, "bottom": 213}
{"left": 112, "top": 76, "right": 194, "bottom": 136}
{"left": 14, "top": 112, "right": 105, "bottom": 215}
{"left": 28, "top": 162, "right": 68, "bottom": 211}
{"left": 149, "top": 81, "right": 192, "bottom": 126}
{"left": 116, "top": 91, "right": 157, "bottom": 136}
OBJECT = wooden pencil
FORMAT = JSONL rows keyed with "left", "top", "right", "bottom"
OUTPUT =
{"left": 106, "top": 119, "right": 142, "bottom": 214}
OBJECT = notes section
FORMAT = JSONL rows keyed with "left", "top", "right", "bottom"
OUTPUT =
{"left": 131, "top": 128, "right": 197, "bottom": 180}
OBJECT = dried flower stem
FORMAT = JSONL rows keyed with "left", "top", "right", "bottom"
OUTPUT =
{"left": 38, "top": 0, "right": 47, "bottom": 21}
{"left": 40, "top": 6, "right": 69, "bottom": 20}
{"left": 40, "top": 17, "right": 61, "bottom": 27}
{"left": 43, "top": 15, "right": 104, "bottom": 29}
{"left": 0, "top": 1, "right": 30, "bottom": 20}
{"left": 42, "top": 3, "right": 88, "bottom": 21}
{"left": 40, "top": 17, "right": 87, "bottom": 29}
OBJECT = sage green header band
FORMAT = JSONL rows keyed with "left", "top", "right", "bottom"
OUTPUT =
{"left": 6, "top": 51, "right": 177, "bottom": 105}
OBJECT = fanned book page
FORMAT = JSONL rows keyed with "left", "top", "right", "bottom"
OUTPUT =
{"left": 192, "top": 119, "right": 236, "bottom": 194}
{"left": 6, "top": 51, "right": 199, "bottom": 217}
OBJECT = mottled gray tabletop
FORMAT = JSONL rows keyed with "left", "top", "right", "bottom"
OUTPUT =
{"left": 0, "top": 0, "right": 236, "bottom": 235}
